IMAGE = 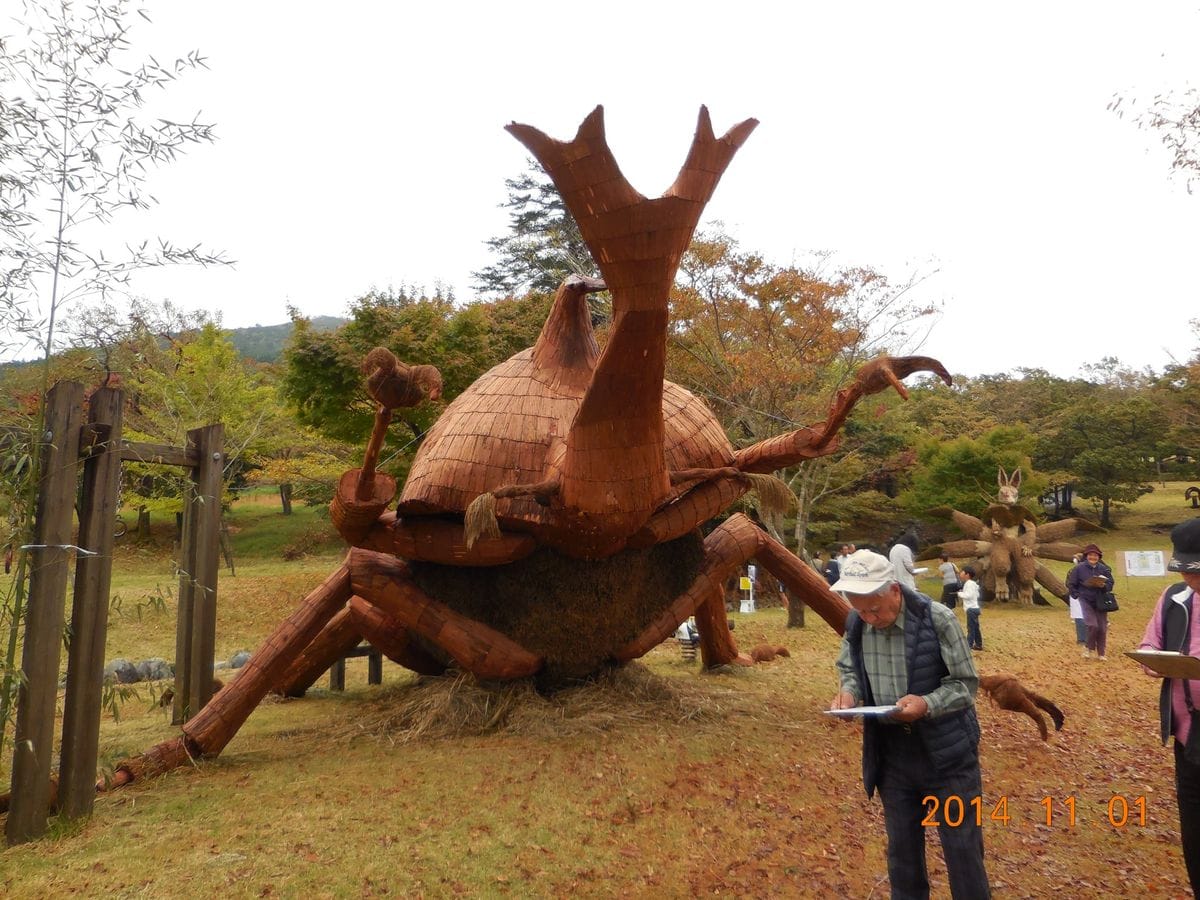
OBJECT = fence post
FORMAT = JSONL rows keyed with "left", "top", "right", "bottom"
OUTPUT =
{"left": 329, "top": 658, "right": 346, "bottom": 691}
{"left": 173, "top": 424, "right": 223, "bottom": 723}
{"left": 173, "top": 478, "right": 196, "bottom": 724}
{"left": 58, "top": 387, "right": 124, "bottom": 819}
{"left": 6, "top": 382, "right": 84, "bottom": 845}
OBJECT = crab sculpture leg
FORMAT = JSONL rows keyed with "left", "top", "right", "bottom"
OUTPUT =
{"left": 108, "top": 544, "right": 543, "bottom": 786}
{"left": 273, "top": 596, "right": 446, "bottom": 698}
{"left": 627, "top": 356, "right": 952, "bottom": 552}
{"left": 616, "top": 512, "right": 851, "bottom": 667}
{"left": 106, "top": 563, "right": 355, "bottom": 786}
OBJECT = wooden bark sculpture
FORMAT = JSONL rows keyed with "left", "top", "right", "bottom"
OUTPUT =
{"left": 106, "top": 106, "right": 951, "bottom": 789}
{"left": 929, "top": 466, "right": 1102, "bottom": 605}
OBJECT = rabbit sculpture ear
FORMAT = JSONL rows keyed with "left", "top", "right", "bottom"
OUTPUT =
{"left": 996, "top": 465, "right": 1021, "bottom": 504}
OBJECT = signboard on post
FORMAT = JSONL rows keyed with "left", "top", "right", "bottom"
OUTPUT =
{"left": 739, "top": 568, "right": 756, "bottom": 613}
{"left": 1124, "top": 550, "right": 1166, "bottom": 577}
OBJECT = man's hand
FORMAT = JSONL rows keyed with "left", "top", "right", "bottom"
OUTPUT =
{"left": 830, "top": 691, "right": 858, "bottom": 711}
{"left": 890, "top": 694, "right": 929, "bottom": 723}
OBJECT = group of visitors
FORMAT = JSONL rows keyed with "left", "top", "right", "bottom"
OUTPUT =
{"left": 821, "top": 522, "right": 1200, "bottom": 898}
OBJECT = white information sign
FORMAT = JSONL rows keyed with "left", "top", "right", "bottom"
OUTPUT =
{"left": 1124, "top": 550, "right": 1166, "bottom": 577}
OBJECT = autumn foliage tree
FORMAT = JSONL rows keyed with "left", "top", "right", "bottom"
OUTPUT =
{"left": 665, "top": 230, "right": 939, "bottom": 555}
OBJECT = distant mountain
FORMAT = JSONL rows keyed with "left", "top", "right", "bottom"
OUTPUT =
{"left": 227, "top": 316, "right": 346, "bottom": 363}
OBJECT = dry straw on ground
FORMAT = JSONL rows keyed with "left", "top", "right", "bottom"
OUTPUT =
{"left": 336, "top": 662, "right": 763, "bottom": 745}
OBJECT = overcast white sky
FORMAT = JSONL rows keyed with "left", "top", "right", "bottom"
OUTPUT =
{"left": 9, "top": 1, "right": 1200, "bottom": 377}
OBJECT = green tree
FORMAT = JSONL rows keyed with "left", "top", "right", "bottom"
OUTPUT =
{"left": 1149, "top": 321, "right": 1200, "bottom": 478}
{"left": 900, "top": 426, "right": 1045, "bottom": 521}
{"left": 1036, "top": 397, "right": 1166, "bottom": 527}
{"left": 473, "top": 162, "right": 595, "bottom": 295}
{"left": 130, "top": 322, "right": 278, "bottom": 478}
{"left": 281, "top": 289, "right": 552, "bottom": 474}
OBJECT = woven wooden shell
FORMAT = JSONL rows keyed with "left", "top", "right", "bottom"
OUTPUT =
{"left": 398, "top": 348, "right": 734, "bottom": 525}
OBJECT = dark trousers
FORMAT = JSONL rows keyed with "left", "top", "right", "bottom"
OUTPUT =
{"left": 1174, "top": 741, "right": 1200, "bottom": 897}
{"left": 1080, "top": 602, "right": 1108, "bottom": 656}
{"left": 877, "top": 728, "right": 990, "bottom": 900}
{"left": 966, "top": 609, "right": 983, "bottom": 650}
{"left": 940, "top": 584, "right": 959, "bottom": 608}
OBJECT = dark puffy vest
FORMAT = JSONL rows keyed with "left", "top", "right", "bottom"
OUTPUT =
{"left": 1156, "top": 583, "right": 1193, "bottom": 745}
{"left": 846, "top": 586, "right": 981, "bottom": 797}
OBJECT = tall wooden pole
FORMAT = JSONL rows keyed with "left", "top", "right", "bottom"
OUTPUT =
{"left": 173, "top": 476, "right": 197, "bottom": 723}
{"left": 173, "top": 424, "right": 223, "bottom": 723}
{"left": 59, "top": 387, "right": 123, "bottom": 818}
{"left": 188, "top": 425, "right": 223, "bottom": 718}
{"left": 6, "top": 382, "right": 84, "bottom": 845}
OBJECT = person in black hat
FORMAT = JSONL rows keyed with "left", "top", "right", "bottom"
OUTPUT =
{"left": 1138, "top": 517, "right": 1200, "bottom": 895}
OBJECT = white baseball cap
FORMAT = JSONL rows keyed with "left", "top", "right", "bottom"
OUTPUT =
{"left": 831, "top": 549, "right": 895, "bottom": 594}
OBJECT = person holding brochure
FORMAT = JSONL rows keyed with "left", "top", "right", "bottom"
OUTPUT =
{"left": 829, "top": 549, "right": 989, "bottom": 899}
{"left": 1137, "top": 518, "right": 1200, "bottom": 895}
{"left": 1067, "top": 543, "right": 1114, "bottom": 660}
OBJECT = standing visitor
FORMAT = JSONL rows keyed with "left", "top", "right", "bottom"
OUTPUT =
{"left": 1137, "top": 518, "right": 1200, "bottom": 896}
{"left": 829, "top": 550, "right": 989, "bottom": 899}
{"left": 1067, "top": 543, "right": 1114, "bottom": 660}
{"left": 1067, "top": 554, "right": 1087, "bottom": 648}
{"left": 836, "top": 543, "right": 853, "bottom": 572}
{"left": 823, "top": 551, "right": 841, "bottom": 587}
{"left": 889, "top": 533, "right": 919, "bottom": 591}
{"left": 938, "top": 554, "right": 960, "bottom": 608}
{"left": 960, "top": 565, "right": 983, "bottom": 651}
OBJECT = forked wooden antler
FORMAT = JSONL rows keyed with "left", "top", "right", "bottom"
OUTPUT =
{"left": 506, "top": 107, "right": 757, "bottom": 538}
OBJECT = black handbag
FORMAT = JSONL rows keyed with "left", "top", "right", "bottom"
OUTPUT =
{"left": 1098, "top": 591, "right": 1119, "bottom": 613}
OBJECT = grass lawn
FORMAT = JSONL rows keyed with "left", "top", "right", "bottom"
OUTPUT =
{"left": 2, "top": 484, "right": 1199, "bottom": 897}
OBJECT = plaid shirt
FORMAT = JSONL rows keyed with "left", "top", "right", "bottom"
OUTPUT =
{"left": 836, "top": 596, "right": 977, "bottom": 717}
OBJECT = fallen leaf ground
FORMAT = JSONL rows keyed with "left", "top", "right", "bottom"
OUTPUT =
{"left": 1, "top": 486, "right": 1197, "bottom": 898}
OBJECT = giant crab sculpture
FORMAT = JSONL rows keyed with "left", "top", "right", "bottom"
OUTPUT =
{"left": 110, "top": 107, "right": 949, "bottom": 786}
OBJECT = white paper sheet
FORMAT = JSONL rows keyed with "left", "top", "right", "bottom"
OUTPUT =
{"left": 824, "top": 705, "right": 900, "bottom": 717}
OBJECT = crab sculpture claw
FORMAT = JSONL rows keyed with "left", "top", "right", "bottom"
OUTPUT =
{"left": 853, "top": 355, "right": 953, "bottom": 401}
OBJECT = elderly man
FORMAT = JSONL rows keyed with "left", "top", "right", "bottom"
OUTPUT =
{"left": 829, "top": 549, "right": 989, "bottom": 900}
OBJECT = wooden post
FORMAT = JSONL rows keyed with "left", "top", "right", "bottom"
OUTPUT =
{"left": 329, "top": 658, "right": 346, "bottom": 691}
{"left": 59, "top": 387, "right": 123, "bottom": 819}
{"left": 6, "top": 382, "right": 84, "bottom": 845}
{"left": 367, "top": 649, "right": 383, "bottom": 685}
{"left": 173, "top": 424, "right": 223, "bottom": 723}
{"left": 172, "top": 480, "right": 196, "bottom": 724}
